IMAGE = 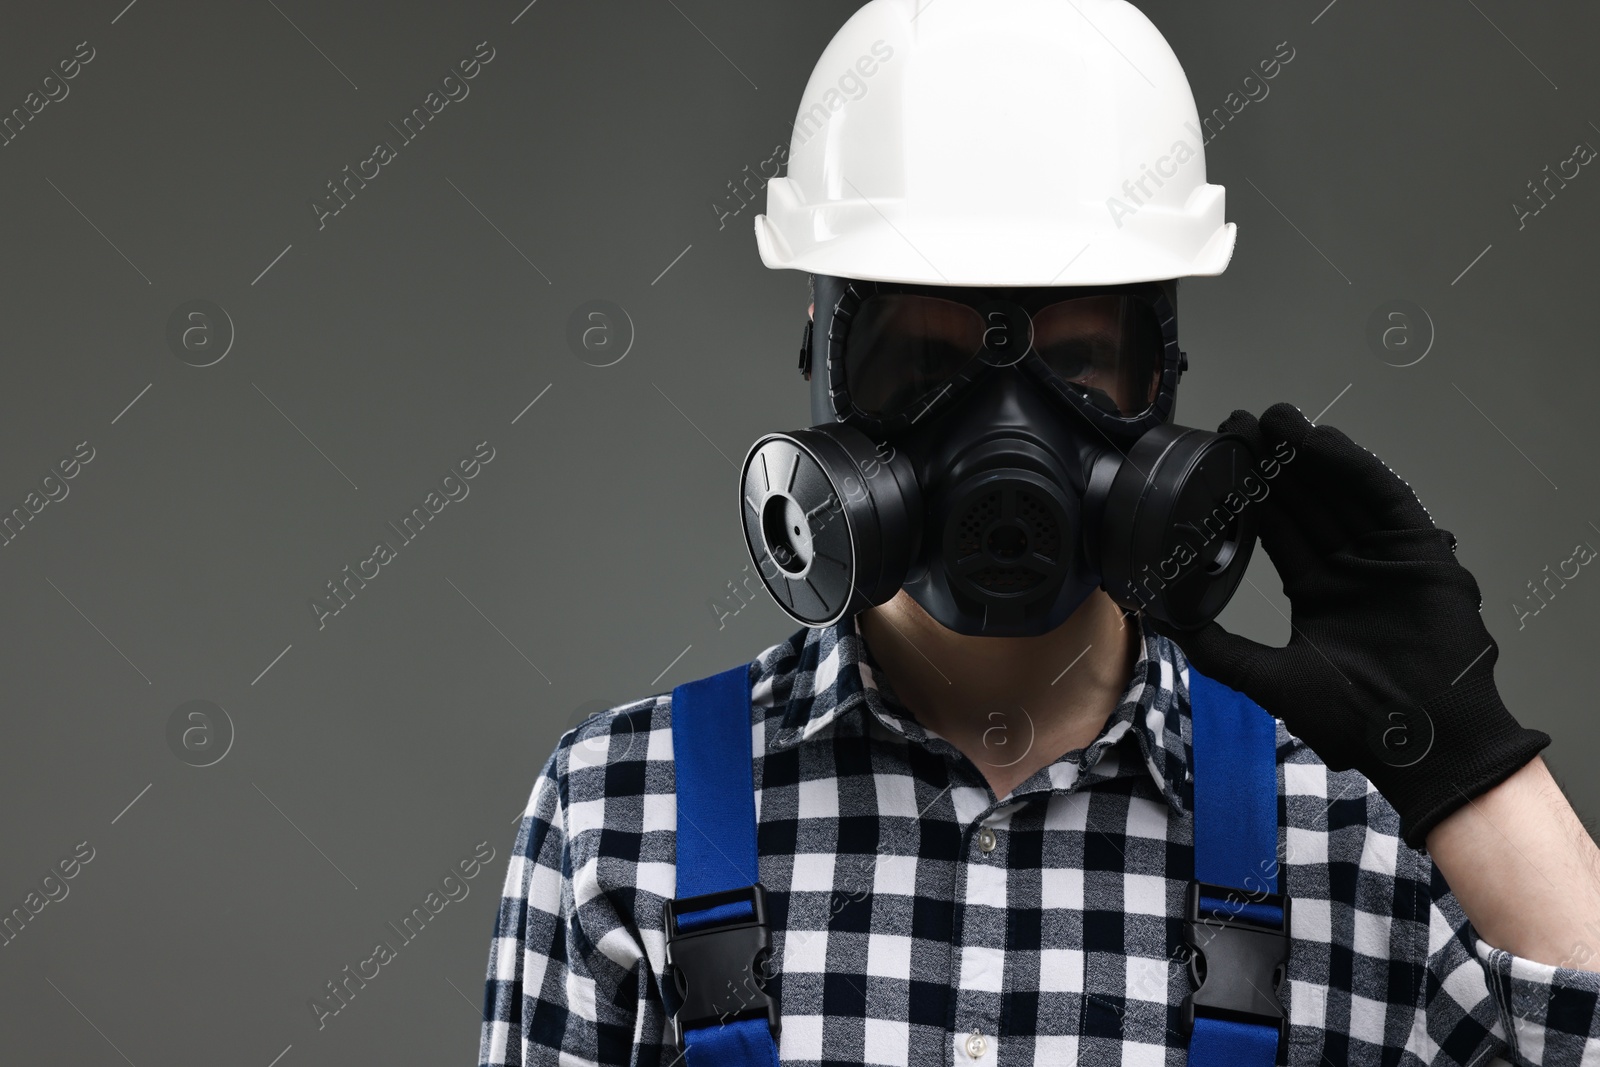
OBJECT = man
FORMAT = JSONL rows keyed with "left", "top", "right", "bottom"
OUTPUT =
{"left": 480, "top": 1, "right": 1600, "bottom": 1064}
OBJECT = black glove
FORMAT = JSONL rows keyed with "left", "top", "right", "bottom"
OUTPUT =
{"left": 1146, "top": 402, "right": 1550, "bottom": 850}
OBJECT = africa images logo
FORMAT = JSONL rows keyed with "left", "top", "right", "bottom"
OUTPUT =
{"left": 309, "top": 41, "right": 497, "bottom": 231}
{"left": 711, "top": 39, "right": 895, "bottom": 232}
{"left": 1105, "top": 40, "right": 1296, "bottom": 230}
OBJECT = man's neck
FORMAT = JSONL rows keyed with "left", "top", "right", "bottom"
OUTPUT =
{"left": 857, "top": 589, "right": 1141, "bottom": 800}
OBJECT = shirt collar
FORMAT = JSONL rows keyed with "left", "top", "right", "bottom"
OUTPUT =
{"left": 753, "top": 611, "right": 1193, "bottom": 816}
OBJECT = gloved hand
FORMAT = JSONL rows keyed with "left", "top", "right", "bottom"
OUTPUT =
{"left": 1145, "top": 402, "right": 1550, "bottom": 850}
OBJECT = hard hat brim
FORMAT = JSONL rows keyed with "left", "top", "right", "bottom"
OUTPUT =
{"left": 755, "top": 195, "right": 1235, "bottom": 287}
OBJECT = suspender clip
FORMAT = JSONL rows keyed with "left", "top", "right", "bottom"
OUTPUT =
{"left": 1180, "top": 879, "right": 1291, "bottom": 1051}
{"left": 663, "top": 883, "right": 781, "bottom": 1052}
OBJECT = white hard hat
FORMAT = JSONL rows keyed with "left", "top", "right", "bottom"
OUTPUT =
{"left": 754, "top": 0, "right": 1234, "bottom": 287}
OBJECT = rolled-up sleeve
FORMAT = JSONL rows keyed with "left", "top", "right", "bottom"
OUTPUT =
{"left": 1413, "top": 863, "right": 1600, "bottom": 1066}
{"left": 1476, "top": 935, "right": 1600, "bottom": 1065}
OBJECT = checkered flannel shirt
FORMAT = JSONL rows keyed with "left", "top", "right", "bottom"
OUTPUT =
{"left": 479, "top": 613, "right": 1600, "bottom": 1066}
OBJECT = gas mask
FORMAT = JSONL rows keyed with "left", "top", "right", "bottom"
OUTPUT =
{"left": 737, "top": 274, "right": 1261, "bottom": 638}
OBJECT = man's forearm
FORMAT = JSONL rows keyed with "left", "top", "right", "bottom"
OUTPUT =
{"left": 1425, "top": 754, "right": 1600, "bottom": 972}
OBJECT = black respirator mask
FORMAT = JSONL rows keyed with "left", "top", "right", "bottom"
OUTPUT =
{"left": 737, "top": 274, "right": 1261, "bottom": 637}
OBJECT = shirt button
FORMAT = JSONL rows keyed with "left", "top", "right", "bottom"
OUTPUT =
{"left": 976, "top": 827, "right": 997, "bottom": 853}
{"left": 965, "top": 1032, "right": 988, "bottom": 1058}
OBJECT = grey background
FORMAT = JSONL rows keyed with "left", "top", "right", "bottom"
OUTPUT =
{"left": 0, "top": 0, "right": 1595, "bottom": 1062}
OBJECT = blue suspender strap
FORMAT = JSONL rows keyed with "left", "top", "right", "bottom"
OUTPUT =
{"left": 1184, "top": 666, "right": 1292, "bottom": 1067}
{"left": 665, "top": 664, "right": 781, "bottom": 1067}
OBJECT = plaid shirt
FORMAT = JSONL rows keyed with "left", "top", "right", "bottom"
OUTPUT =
{"left": 479, "top": 613, "right": 1600, "bottom": 1066}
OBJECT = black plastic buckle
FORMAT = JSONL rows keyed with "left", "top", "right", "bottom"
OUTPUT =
{"left": 662, "top": 883, "right": 781, "bottom": 1052}
{"left": 1179, "top": 880, "right": 1291, "bottom": 1051}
